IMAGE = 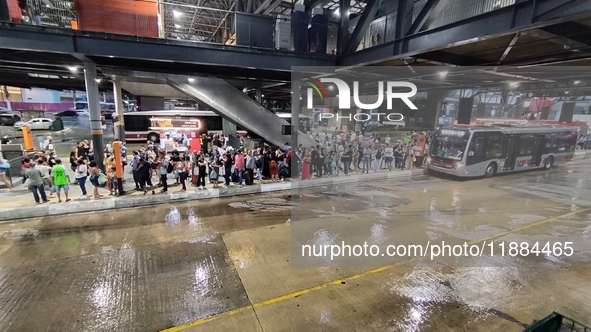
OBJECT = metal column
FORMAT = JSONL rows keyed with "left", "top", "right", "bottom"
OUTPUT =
{"left": 83, "top": 62, "right": 105, "bottom": 170}
{"left": 113, "top": 78, "right": 125, "bottom": 142}
{"left": 291, "top": 80, "right": 301, "bottom": 149}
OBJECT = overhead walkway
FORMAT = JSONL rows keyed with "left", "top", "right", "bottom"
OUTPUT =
{"left": 167, "top": 75, "right": 317, "bottom": 148}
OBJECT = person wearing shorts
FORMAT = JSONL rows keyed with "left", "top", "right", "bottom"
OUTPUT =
{"left": 52, "top": 159, "right": 71, "bottom": 203}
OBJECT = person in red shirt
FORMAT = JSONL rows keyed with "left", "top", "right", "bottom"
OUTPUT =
{"left": 234, "top": 150, "right": 245, "bottom": 186}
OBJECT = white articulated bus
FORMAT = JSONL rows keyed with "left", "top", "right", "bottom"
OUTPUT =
{"left": 427, "top": 125, "right": 578, "bottom": 178}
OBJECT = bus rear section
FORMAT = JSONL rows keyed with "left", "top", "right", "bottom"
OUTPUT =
{"left": 427, "top": 126, "right": 577, "bottom": 178}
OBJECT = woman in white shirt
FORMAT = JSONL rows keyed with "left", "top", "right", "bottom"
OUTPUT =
{"left": 75, "top": 159, "right": 88, "bottom": 198}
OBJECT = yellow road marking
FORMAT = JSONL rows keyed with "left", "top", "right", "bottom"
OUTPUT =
{"left": 160, "top": 208, "right": 590, "bottom": 332}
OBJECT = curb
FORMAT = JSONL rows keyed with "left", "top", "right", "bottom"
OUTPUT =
{"left": 0, "top": 169, "right": 428, "bottom": 222}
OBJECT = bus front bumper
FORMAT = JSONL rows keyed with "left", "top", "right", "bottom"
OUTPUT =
{"left": 426, "top": 158, "right": 470, "bottom": 177}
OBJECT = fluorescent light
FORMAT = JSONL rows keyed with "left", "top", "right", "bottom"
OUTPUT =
{"left": 565, "top": 91, "right": 569, "bottom": 94}
{"left": 175, "top": 24, "right": 181, "bottom": 29}
{"left": 95, "top": 78, "right": 101, "bottom": 83}
{"left": 173, "top": 10, "right": 182, "bottom": 17}
{"left": 68, "top": 66, "right": 77, "bottom": 73}
{"left": 574, "top": 80, "right": 581, "bottom": 85}
{"left": 188, "top": 78, "right": 195, "bottom": 83}
{"left": 438, "top": 71, "right": 448, "bottom": 78}
{"left": 509, "top": 82, "right": 519, "bottom": 87}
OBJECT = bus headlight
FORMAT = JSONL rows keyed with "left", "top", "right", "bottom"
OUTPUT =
{"left": 455, "top": 162, "right": 464, "bottom": 169}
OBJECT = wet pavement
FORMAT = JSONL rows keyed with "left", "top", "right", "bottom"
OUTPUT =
{"left": 0, "top": 159, "right": 591, "bottom": 331}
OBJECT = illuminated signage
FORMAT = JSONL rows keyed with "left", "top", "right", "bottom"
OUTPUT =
{"left": 149, "top": 118, "right": 201, "bottom": 130}
{"left": 440, "top": 129, "right": 466, "bottom": 137}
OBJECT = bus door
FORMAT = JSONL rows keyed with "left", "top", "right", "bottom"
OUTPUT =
{"left": 531, "top": 135, "right": 545, "bottom": 167}
{"left": 504, "top": 136, "right": 517, "bottom": 171}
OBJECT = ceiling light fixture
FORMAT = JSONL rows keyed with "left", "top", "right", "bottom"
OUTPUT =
{"left": 173, "top": 10, "right": 182, "bottom": 17}
{"left": 438, "top": 71, "right": 448, "bottom": 78}
{"left": 188, "top": 78, "right": 195, "bottom": 83}
{"left": 334, "top": 10, "right": 339, "bottom": 17}
{"left": 565, "top": 91, "right": 569, "bottom": 94}
{"left": 574, "top": 80, "right": 581, "bottom": 85}
{"left": 175, "top": 24, "right": 181, "bottom": 29}
{"left": 68, "top": 66, "right": 77, "bottom": 73}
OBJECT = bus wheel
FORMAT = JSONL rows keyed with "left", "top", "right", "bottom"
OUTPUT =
{"left": 148, "top": 133, "right": 159, "bottom": 143}
{"left": 485, "top": 163, "right": 497, "bottom": 178}
{"left": 544, "top": 156, "right": 554, "bottom": 170}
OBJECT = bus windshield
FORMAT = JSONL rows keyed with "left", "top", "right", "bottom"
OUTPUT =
{"left": 430, "top": 129, "right": 469, "bottom": 161}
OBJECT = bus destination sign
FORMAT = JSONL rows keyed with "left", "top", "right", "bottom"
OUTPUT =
{"left": 440, "top": 129, "right": 466, "bottom": 137}
{"left": 149, "top": 118, "right": 201, "bottom": 130}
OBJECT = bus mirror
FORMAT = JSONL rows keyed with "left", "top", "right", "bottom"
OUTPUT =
{"left": 468, "top": 151, "right": 474, "bottom": 157}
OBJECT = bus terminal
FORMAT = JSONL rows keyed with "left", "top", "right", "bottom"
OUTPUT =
{"left": 1, "top": 1, "right": 591, "bottom": 331}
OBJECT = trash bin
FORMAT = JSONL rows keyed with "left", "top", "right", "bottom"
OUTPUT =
{"left": 51, "top": 118, "right": 64, "bottom": 131}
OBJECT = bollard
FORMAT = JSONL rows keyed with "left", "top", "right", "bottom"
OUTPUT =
{"left": 22, "top": 126, "right": 34, "bottom": 151}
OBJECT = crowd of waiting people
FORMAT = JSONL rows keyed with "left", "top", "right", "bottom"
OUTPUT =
{"left": 0, "top": 131, "right": 430, "bottom": 203}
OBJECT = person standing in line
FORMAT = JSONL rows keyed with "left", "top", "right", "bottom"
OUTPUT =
{"left": 25, "top": 164, "right": 48, "bottom": 204}
{"left": 177, "top": 158, "right": 187, "bottom": 191}
{"left": 209, "top": 156, "right": 221, "bottom": 188}
{"left": 196, "top": 154, "right": 207, "bottom": 190}
{"left": 75, "top": 159, "right": 88, "bottom": 199}
{"left": 0, "top": 158, "right": 12, "bottom": 191}
{"left": 158, "top": 152, "right": 169, "bottom": 193}
{"left": 245, "top": 150, "right": 254, "bottom": 184}
{"left": 52, "top": 159, "right": 71, "bottom": 203}
{"left": 131, "top": 151, "right": 141, "bottom": 190}
{"left": 341, "top": 146, "right": 352, "bottom": 175}
{"left": 88, "top": 161, "right": 104, "bottom": 199}
{"left": 362, "top": 145, "right": 371, "bottom": 174}
{"left": 253, "top": 148, "right": 263, "bottom": 182}
{"left": 234, "top": 150, "right": 245, "bottom": 187}
{"left": 384, "top": 144, "right": 394, "bottom": 171}
{"left": 301, "top": 149, "right": 311, "bottom": 180}
{"left": 137, "top": 158, "right": 155, "bottom": 195}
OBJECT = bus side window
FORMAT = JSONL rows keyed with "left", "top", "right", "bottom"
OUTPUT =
{"left": 486, "top": 135, "right": 503, "bottom": 158}
{"left": 468, "top": 135, "right": 485, "bottom": 158}
{"left": 518, "top": 135, "right": 534, "bottom": 155}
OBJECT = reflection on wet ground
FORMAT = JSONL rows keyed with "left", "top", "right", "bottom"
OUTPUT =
{"left": 0, "top": 161, "right": 591, "bottom": 331}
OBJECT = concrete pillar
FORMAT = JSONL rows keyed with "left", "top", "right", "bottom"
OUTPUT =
{"left": 559, "top": 102, "right": 575, "bottom": 122}
{"left": 113, "top": 78, "right": 125, "bottom": 142}
{"left": 425, "top": 90, "right": 448, "bottom": 128}
{"left": 83, "top": 62, "right": 105, "bottom": 170}
{"left": 457, "top": 97, "right": 474, "bottom": 125}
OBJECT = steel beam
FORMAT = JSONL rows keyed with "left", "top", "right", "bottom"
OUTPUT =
{"left": 336, "top": 0, "right": 350, "bottom": 55}
{"left": 406, "top": 0, "right": 441, "bottom": 35}
{"left": 534, "top": 0, "right": 591, "bottom": 21}
{"left": 254, "top": 0, "right": 274, "bottom": 14}
{"left": 345, "top": 0, "right": 382, "bottom": 54}
{"left": 394, "top": 0, "right": 413, "bottom": 55}
{"left": 0, "top": 25, "right": 336, "bottom": 71}
{"left": 417, "top": 50, "right": 488, "bottom": 66}
{"left": 305, "top": 0, "right": 332, "bottom": 12}
{"left": 341, "top": 0, "right": 591, "bottom": 66}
